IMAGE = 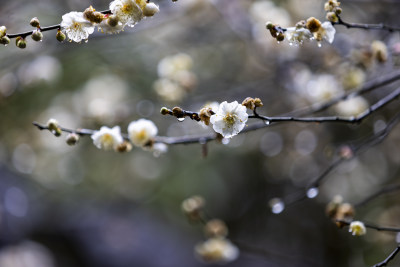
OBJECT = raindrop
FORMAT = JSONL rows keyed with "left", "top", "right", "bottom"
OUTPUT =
{"left": 265, "top": 120, "right": 270, "bottom": 125}
{"left": 221, "top": 138, "right": 230, "bottom": 145}
{"left": 306, "top": 187, "right": 319, "bottom": 199}
{"left": 269, "top": 198, "right": 285, "bottom": 214}
{"left": 277, "top": 41, "right": 280, "bottom": 44}
{"left": 289, "top": 42, "right": 293, "bottom": 46}
{"left": 317, "top": 43, "right": 322, "bottom": 48}
{"left": 177, "top": 118, "right": 185, "bottom": 122}
{"left": 199, "top": 138, "right": 207, "bottom": 145}
{"left": 85, "top": 39, "right": 89, "bottom": 43}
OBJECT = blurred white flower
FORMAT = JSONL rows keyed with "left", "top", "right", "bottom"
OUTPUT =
{"left": 195, "top": 237, "right": 239, "bottom": 264}
{"left": 128, "top": 119, "right": 158, "bottom": 147}
{"left": 210, "top": 101, "right": 248, "bottom": 138}
{"left": 285, "top": 27, "right": 313, "bottom": 46}
{"left": 110, "top": 0, "right": 143, "bottom": 27}
{"left": 157, "top": 53, "right": 193, "bottom": 79}
{"left": 306, "top": 74, "right": 343, "bottom": 102}
{"left": 349, "top": 221, "right": 367, "bottom": 236}
{"left": 60, "top": 12, "right": 94, "bottom": 42}
{"left": 335, "top": 96, "right": 368, "bottom": 117}
{"left": 91, "top": 126, "right": 124, "bottom": 151}
{"left": 153, "top": 78, "right": 186, "bottom": 102}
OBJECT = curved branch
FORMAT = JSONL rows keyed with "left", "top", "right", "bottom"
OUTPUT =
{"left": 334, "top": 16, "right": 400, "bottom": 32}
{"left": 373, "top": 246, "right": 400, "bottom": 267}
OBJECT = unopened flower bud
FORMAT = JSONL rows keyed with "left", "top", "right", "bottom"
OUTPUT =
{"left": 335, "top": 203, "right": 355, "bottom": 228}
{"left": 54, "top": 127, "right": 62, "bottom": 137}
{"left": 266, "top": 21, "right": 273, "bottom": 30}
{"left": 66, "top": 133, "right": 80, "bottom": 146}
{"left": 83, "top": 6, "right": 105, "bottom": 24}
{"left": 254, "top": 98, "right": 263, "bottom": 107}
{"left": 31, "top": 29, "right": 43, "bottom": 42}
{"left": 335, "top": 7, "right": 342, "bottom": 14}
{"left": 199, "top": 107, "right": 213, "bottom": 125}
{"left": 30, "top": 17, "right": 40, "bottom": 28}
{"left": 47, "top": 118, "right": 59, "bottom": 131}
{"left": 160, "top": 107, "right": 170, "bottom": 115}
{"left": 326, "top": 12, "right": 338, "bottom": 23}
{"left": 56, "top": 30, "right": 66, "bottom": 42}
{"left": 242, "top": 97, "right": 256, "bottom": 110}
{"left": 306, "top": 17, "right": 322, "bottom": 33}
{"left": 276, "top": 32, "right": 285, "bottom": 42}
{"left": 16, "top": 36, "right": 27, "bottom": 49}
{"left": 172, "top": 106, "right": 184, "bottom": 118}
{"left": 204, "top": 219, "right": 228, "bottom": 238}
{"left": 0, "top": 36, "right": 10, "bottom": 45}
{"left": 325, "top": 195, "right": 343, "bottom": 218}
{"left": 143, "top": 2, "right": 159, "bottom": 17}
{"left": 182, "top": 195, "right": 205, "bottom": 222}
{"left": 371, "top": 40, "right": 388, "bottom": 63}
{"left": 0, "top": 26, "right": 6, "bottom": 38}
{"left": 116, "top": 141, "right": 132, "bottom": 152}
{"left": 107, "top": 15, "right": 119, "bottom": 27}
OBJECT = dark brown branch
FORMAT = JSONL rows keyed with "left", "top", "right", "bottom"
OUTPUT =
{"left": 373, "top": 245, "right": 400, "bottom": 267}
{"left": 5, "top": 10, "right": 112, "bottom": 39}
{"left": 334, "top": 16, "right": 400, "bottom": 32}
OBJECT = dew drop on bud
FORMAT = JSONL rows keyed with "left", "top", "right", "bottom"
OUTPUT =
{"left": 177, "top": 118, "right": 185, "bottom": 122}
{"left": 265, "top": 120, "right": 270, "bottom": 125}
{"left": 269, "top": 198, "right": 285, "bottom": 214}
{"left": 306, "top": 187, "right": 319, "bottom": 199}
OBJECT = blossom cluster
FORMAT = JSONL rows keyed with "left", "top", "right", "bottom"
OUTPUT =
{"left": 265, "top": 0, "right": 337, "bottom": 46}
{"left": 61, "top": 0, "right": 159, "bottom": 43}
{"left": 0, "top": 0, "right": 160, "bottom": 47}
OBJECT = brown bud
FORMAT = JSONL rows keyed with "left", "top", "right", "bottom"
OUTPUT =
{"left": 204, "top": 219, "right": 228, "bottom": 238}
{"left": 182, "top": 196, "right": 205, "bottom": 222}
{"left": 116, "top": 141, "right": 132, "bottom": 152}
{"left": 242, "top": 97, "right": 256, "bottom": 110}
{"left": 30, "top": 17, "right": 40, "bottom": 28}
{"left": 172, "top": 106, "right": 185, "bottom": 118}
{"left": 306, "top": 17, "right": 322, "bottom": 33}
{"left": 199, "top": 107, "right": 213, "bottom": 125}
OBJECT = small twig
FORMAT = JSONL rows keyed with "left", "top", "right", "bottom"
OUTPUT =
{"left": 355, "top": 183, "right": 400, "bottom": 208}
{"left": 334, "top": 16, "right": 400, "bottom": 32}
{"left": 373, "top": 245, "right": 400, "bottom": 267}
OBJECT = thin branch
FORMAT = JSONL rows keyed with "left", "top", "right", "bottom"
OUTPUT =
{"left": 334, "top": 16, "right": 400, "bottom": 32}
{"left": 337, "top": 220, "right": 400, "bottom": 232}
{"left": 251, "top": 86, "right": 400, "bottom": 124}
{"left": 5, "top": 10, "right": 112, "bottom": 39}
{"left": 276, "top": 110, "right": 400, "bottom": 209}
{"left": 289, "top": 70, "right": 400, "bottom": 117}
{"left": 373, "top": 245, "right": 400, "bottom": 267}
{"left": 355, "top": 183, "right": 400, "bottom": 208}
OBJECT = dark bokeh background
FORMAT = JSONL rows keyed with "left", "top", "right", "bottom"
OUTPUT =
{"left": 0, "top": 0, "right": 400, "bottom": 266}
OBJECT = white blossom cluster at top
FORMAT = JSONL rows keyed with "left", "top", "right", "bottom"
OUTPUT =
{"left": 60, "top": 0, "right": 159, "bottom": 43}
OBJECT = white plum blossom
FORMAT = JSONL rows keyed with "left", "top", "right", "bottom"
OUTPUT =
{"left": 285, "top": 27, "right": 313, "bottom": 45}
{"left": 195, "top": 237, "right": 239, "bottom": 264}
{"left": 210, "top": 101, "right": 248, "bottom": 138}
{"left": 91, "top": 126, "right": 124, "bottom": 151}
{"left": 110, "top": 0, "right": 143, "bottom": 27}
{"left": 314, "top": 21, "right": 336, "bottom": 44}
{"left": 60, "top": 12, "right": 95, "bottom": 42}
{"left": 128, "top": 119, "right": 158, "bottom": 147}
{"left": 349, "top": 221, "right": 367, "bottom": 236}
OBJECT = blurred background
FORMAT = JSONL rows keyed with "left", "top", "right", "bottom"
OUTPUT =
{"left": 0, "top": 0, "right": 400, "bottom": 266}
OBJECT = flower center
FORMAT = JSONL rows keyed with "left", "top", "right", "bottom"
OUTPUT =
{"left": 223, "top": 113, "right": 237, "bottom": 128}
{"left": 136, "top": 129, "right": 148, "bottom": 142}
{"left": 101, "top": 133, "right": 114, "bottom": 148}
{"left": 122, "top": 3, "right": 134, "bottom": 13}
{"left": 72, "top": 22, "right": 82, "bottom": 31}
